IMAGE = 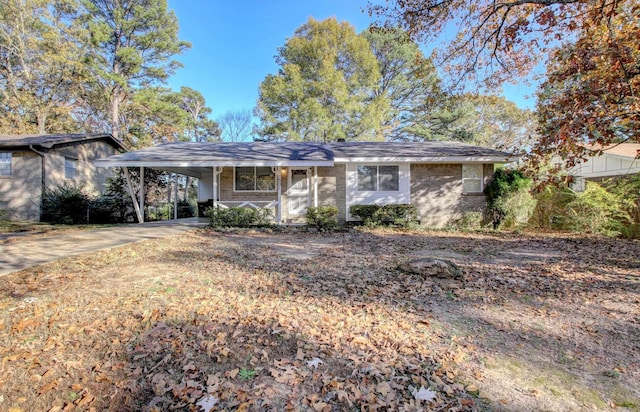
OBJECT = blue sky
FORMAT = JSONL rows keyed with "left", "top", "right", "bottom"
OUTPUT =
{"left": 167, "top": 0, "right": 537, "bottom": 122}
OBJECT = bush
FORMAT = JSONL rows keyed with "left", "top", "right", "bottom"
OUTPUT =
{"left": 604, "top": 175, "right": 640, "bottom": 238}
{"left": 372, "top": 204, "right": 418, "bottom": 227}
{"left": 349, "top": 205, "right": 381, "bottom": 224}
{"left": 565, "top": 181, "right": 631, "bottom": 236}
{"left": 484, "top": 168, "right": 535, "bottom": 229}
{"left": 89, "top": 194, "right": 130, "bottom": 224}
{"left": 530, "top": 184, "right": 575, "bottom": 229}
{"left": 349, "top": 204, "right": 419, "bottom": 228}
{"left": 306, "top": 206, "right": 338, "bottom": 231}
{"left": 41, "top": 183, "right": 92, "bottom": 224}
{"left": 177, "top": 200, "right": 195, "bottom": 218}
{"left": 206, "top": 206, "right": 273, "bottom": 228}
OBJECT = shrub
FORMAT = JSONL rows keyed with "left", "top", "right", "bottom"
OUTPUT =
{"left": 41, "top": 183, "right": 92, "bottom": 224}
{"left": 565, "top": 181, "right": 631, "bottom": 236}
{"left": 89, "top": 194, "right": 129, "bottom": 224}
{"left": 603, "top": 175, "right": 640, "bottom": 238}
{"left": 530, "top": 184, "right": 575, "bottom": 229}
{"left": 349, "top": 204, "right": 419, "bottom": 228}
{"left": 349, "top": 205, "right": 381, "bottom": 224}
{"left": 372, "top": 204, "right": 418, "bottom": 227}
{"left": 306, "top": 206, "right": 338, "bottom": 231}
{"left": 484, "top": 168, "right": 534, "bottom": 229}
{"left": 206, "top": 206, "right": 273, "bottom": 228}
{"left": 177, "top": 200, "right": 195, "bottom": 218}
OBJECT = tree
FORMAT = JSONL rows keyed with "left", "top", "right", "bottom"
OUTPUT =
{"left": 369, "top": 0, "right": 639, "bottom": 161}
{"left": 533, "top": 5, "right": 639, "bottom": 169}
{"left": 449, "top": 94, "right": 538, "bottom": 151}
{"left": 255, "top": 17, "right": 388, "bottom": 142}
{"left": 218, "top": 109, "right": 253, "bottom": 142}
{"left": 362, "top": 27, "right": 451, "bottom": 141}
{"left": 177, "top": 86, "right": 221, "bottom": 142}
{"left": 0, "top": 0, "right": 84, "bottom": 134}
{"left": 78, "top": 0, "right": 190, "bottom": 144}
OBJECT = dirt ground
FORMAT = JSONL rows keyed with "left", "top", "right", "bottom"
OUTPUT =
{"left": 0, "top": 228, "right": 638, "bottom": 411}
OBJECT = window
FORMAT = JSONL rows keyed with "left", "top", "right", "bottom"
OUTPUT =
{"left": 234, "top": 167, "right": 275, "bottom": 191}
{"left": 462, "top": 164, "right": 483, "bottom": 193}
{"left": 65, "top": 158, "right": 77, "bottom": 179}
{"left": 357, "top": 165, "right": 399, "bottom": 192}
{"left": 0, "top": 153, "right": 11, "bottom": 176}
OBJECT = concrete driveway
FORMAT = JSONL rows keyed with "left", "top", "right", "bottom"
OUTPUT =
{"left": 0, "top": 218, "right": 208, "bottom": 276}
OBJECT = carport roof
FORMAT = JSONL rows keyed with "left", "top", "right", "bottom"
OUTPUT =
{"left": 94, "top": 141, "right": 335, "bottom": 170}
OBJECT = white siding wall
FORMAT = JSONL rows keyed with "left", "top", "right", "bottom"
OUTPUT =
{"left": 574, "top": 154, "right": 640, "bottom": 179}
{"left": 345, "top": 162, "right": 410, "bottom": 221}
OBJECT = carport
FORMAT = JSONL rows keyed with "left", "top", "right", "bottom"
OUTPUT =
{"left": 94, "top": 141, "right": 334, "bottom": 224}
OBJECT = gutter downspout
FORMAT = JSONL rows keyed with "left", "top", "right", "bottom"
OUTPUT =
{"left": 29, "top": 145, "right": 46, "bottom": 221}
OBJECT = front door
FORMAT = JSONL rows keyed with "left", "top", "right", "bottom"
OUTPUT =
{"left": 288, "top": 168, "right": 309, "bottom": 215}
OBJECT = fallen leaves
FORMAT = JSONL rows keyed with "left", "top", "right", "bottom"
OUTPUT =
{"left": 0, "top": 229, "right": 638, "bottom": 411}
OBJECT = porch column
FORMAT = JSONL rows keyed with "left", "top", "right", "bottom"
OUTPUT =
{"left": 212, "top": 166, "right": 218, "bottom": 209}
{"left": 313, "top": 166, "right": 318, "bottom": 208}
{"left": 276, "top": 166, "right": 282, "bottom": 225}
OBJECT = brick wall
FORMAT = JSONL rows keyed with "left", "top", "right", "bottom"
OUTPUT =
{"left": 410, "top": 164, "right": 494, "bottom": 227}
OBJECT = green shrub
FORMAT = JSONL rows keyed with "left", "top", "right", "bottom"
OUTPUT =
{"left": 349, "top": 204, "right": 418, "bottom": 228}
{"left": 349, "top": 205, "right": 381, "bottom": 224}
{"left": 530, "top": 184, "right": 575, "bottom": 229}
{"left": 306, "top": 206, "right": 338, "bottom": 231}
{"left": 41, "top": 183, "right": 92, "bottom": 224}
{"left": 603, "top": 175, "right": 640, "bottom": 238}
{"left": 89, "top": 194, "right": 129, "bottom": 224}
{"left": 206, "top": 206, "right": 273, "bottom": 228}
{"left": 565, "top": 181, "right": 631, "bottom": 236}
{"left": 484, "top": 168, "right": 534, "bottom": 229}
{"left": 372, "top": 204, "right": 418, "bottom": 227}
{"left": 177, "top": 200, "right": 195, "bottom": 218}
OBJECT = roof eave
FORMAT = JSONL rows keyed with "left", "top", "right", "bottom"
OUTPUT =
{"left": 333, "top": 156, "right": 517, "bottom": 163}
{"left": 94, "top": 160, "right": 335, "bottom": 168}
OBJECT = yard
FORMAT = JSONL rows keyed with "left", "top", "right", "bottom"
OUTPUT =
{"left": 0, "top": 228, "right": 638, "bottom": 411}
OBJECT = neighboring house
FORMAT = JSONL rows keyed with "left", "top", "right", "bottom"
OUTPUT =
{"left": 95, "top": 141, "right": 513, "bottom": 226}
{"left": 0, "top": 133, "right": 126, "bottom": 221}
{"left": 570, "top": 143, "right": 640, "bottom": 191}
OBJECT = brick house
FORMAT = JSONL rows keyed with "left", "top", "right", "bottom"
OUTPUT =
{"left": 0, "top": 134, "right": 126, "bottom": 221}
{"left": 95, "top": 141, "right": 513, "bottom": 226}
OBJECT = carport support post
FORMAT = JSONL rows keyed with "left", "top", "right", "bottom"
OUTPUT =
{"left": 173, "top": 173, "right": 178, "bottom": 220}
{"left": 139, "top": 167, "right": 145, "bottom": 221}
{"left": 123, "top": 167, "right": 144, "bottom": 224}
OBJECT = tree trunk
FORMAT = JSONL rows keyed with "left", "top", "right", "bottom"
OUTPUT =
{"left": 110, "top": 92, "right": 120, "bottom": 141}
{"left": 183, "top": 176, "right": 191, "bottom": 202}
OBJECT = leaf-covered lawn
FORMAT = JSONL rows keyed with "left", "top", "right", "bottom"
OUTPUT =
{"left": 1, "top": 229, "right": 639, "bottom": 411}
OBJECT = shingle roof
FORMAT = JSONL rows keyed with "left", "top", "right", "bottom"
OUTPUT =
{"left": 95, "top": 141, "right": 334, "bottom": 167}
{"left": 587, "top": 143, "right": 640, "bottom": 159}
{"left": 328, "top": 141, "right": 511, "bottom": 160}
{"left": 0, "top": 133, "right": 126, "bottom": 151}
{"left": 94, "top": 140, "right": 514, "bottom": 171}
